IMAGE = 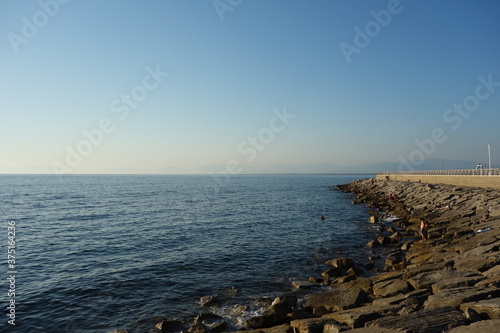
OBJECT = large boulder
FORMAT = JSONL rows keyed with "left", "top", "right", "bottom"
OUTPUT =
{"left": 407, "top": 270, "right": 481, "bottom": 290}
{"left": 210, "top": 321, "right": 228, "bottom": 333}
{"left": 446, "top": 319, "right": 500, "bottom": 333}
{"left": 402, "top": 262, "right": 447, "bottom": 280}
{"left": 371, "top": 289, "right": 430, "bottom": 307}
{"left": 483, "top": 264, "right": 500, "bottom": 278}
{"left": 292, "top": 281, "right": 318, "bottom": 290}
{"left": 267, "top": 295, "right": 297, "bottom": 316}
{"left": 335, "top": 329, "right": 406, "bottom": 333}
{"left": 290, "top": 318, "right": 340, "bottom": 333}
{"left": 321, "top": 268, "right": 343, "bottom": 285}
{"left": 323, "top": 303, "right": 402, "bottom": 328}
{"left": 304, "top": 287, "right": 368, "bottom": 312}
{"left": 323, "top": 322, "right": 350, "bottom": 333}
{"left": 366, "top": 307, "right": 467, "bottom": 333}
{"left": 431, "top": 275, "right": 486, "bottom": 293}
{"left": 454, "top": 256, "right": 497, "bottom": 273}
{"left": 332, "top": 274, "right": 357, "bottom": 285}
{"left": 199, "top": 295, "right": 220, "bottom": 308}
{"left": 462, "top": 241, "right": 500, "bottom": 257}
{"left": 367, "top": 239, "right": 380, "bottom": 248}
{"left": 325, "top": 258, "right": 355, "bottom": 269}
{"left": 232, "top": 323, "right": 292, "bottom": 333}
{"left": 460, "top": 297, "right": 500, "bottom": 319}
{"left": 188, "top": 322, "right": 208, "bottom": 333}
{"left": 156, "top": 319, "right": 184, "bottom": 333}
{"left": 246, "top": 295, "right": 297, "bottom": 329}
{"left": 192, "top": 313, "right": 226, "bottom": 333}
{"left": 373, "top": 278, "right": 412, "bottom": 298}
{"left": 193, "top": 313, "right": 224, "bottom": 324}
{"left": 489, "top": 205, "right": 500, "bottom": 217}
{"left": 336, "top": 277, "right": 373, "bottom": 294}
{"left": 424, "top": 286, "right": 500, "bottom": 309}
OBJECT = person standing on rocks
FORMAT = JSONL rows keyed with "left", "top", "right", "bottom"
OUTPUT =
{"left": 420, "top": 218, "right": 429, "bottom": 242}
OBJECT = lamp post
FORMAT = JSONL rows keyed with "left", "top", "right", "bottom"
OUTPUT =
{"left": 488, "top": 144, "right": 492, "bottom": 175}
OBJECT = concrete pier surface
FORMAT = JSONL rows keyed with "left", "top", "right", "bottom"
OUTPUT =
{"left": 377, "top": 169, "right": 500, "bottom": 190}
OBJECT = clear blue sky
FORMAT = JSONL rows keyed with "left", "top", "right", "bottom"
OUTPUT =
{"left": 1, "top": 0, "right": 499, "bottom": 174}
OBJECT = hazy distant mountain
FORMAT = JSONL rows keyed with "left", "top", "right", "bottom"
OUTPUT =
{"left": 192, "top": 158, "right": 496, "bottom": 175}
{"left": 0, "top": 165, "right": 52, "bottom": 174}
{"left": 1, "top": 158, "right": 497, "bottom": 175}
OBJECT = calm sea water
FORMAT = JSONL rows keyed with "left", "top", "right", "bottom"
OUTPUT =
{"left": 1, "top": 174, "right": 376, "bottom": 333}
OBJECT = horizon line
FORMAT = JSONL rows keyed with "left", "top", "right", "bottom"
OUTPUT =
{"left": 0, "top": 172, "right": 377, "bottom": 176}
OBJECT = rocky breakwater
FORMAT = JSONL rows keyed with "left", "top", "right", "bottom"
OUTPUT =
{"left": 321, "top": 178, "right": 500, "bottom": 333}
{"left": 155, "top": 179, "right": 500, "bottom": 333}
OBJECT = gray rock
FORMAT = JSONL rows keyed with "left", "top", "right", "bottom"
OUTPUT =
{"left": 389, "top": 232, "right": 401, "bottom": 243}
{"left": 304, "top": 287, "right": 368, "bottom": 312}
{"left": 396, "top": 306, "right": 415, "bottom": 316}
{"left": 483, "top": 264, "right": 500, "bottom": 278}
{"left": 431, "top": 275, "right": 486, "bottom": 293}
{"left": 286, "top": 309, "right": 313, "bottom": 321}
{"left": 292, "top": 281, "right": 317, "bottom": 290}
{"left": 246, "top": 295, "right": 297, "bottom": 329}
{"left": 323, "top": 322, "right": 351, "bottom": 333}
{"left": 307, "top": 307, "right": 325, "bottom": 319}
{"left": 489, "top": 205, "right": 500, "bottom": 217}
{"left": 193, "top": 313, "right": 224, "bottom": 325}
{"left": 233, "top": 323, "right": 293, "bottom": 333}
{"left": 188, "top": 322, "right": 208, "bottom": 333}
{"left": 407, "top": 270, "right": 481, "bottom": 290}
{"left": 199, "top": 295, "right": 220, "bottom": 308}
{"left": 155, "top": 319, "right": 184, "bottom": 333}
{"left": 290, "top": 318, "right": 338, "bottom": 333}
{"left": 324, "top": 258, "right": 355, "bottom": 269}
{"left": 400, "top": 242, "right": 412, "bottom": 251}
{"left": 367, "top": 240, "right": 380, "bottom": 248}
{"left": 322, "top": 268, "right": 343, "bottom": 279}
{"left": 446, "top": 319, "right": 500, "bottom": 333}
{"left": 336, "top": 277, "right": 373, "bottom": 294}
{"left": 373, "top": 278, "right": 412, "bottom": 298}
{"left": 372, "top": 289, "right": 430, "bottom": 307}
{"left": 366, "top": 306, "right": 467, "bottom": 333}
{"left": 462, "top": 307, "right": 483, "bottom": 322}
{"left": 322, "top": 303, "right": 402, "bottom": 329}
{"left": 334, "top": 328, "right": 403, "bottom": 333}
{"left": 211, "top": 321, "right": 227, "bottom": 333}
{"left": 377, "top": 236, "right": 391, "bottom": 246}
{"left": 332, "top": 274, "right": 357, "bottom": 285}
{"left": 454, "top": 256, "right": 497, "bottom": 273}
{"left": 268, "top": 295, "right": 297, "bottom": 314}
{"left": 460, "top": 297, "right": 500, "bottom": 319}
{"left": 347, "top": 267, "right": 364, "bottom": 276}
{"left": 462, "top": 241, "right": 500, "bottom": 257}
{"left": 424, "top": 286, "right": 500, "bottom": 309}
{"left": 402, "top": 262, "right": 447, "bottom": 280}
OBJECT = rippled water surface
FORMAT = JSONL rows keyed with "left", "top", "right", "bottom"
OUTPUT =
{"left": 0, "top": 174, "right": 376, "bottom": 332}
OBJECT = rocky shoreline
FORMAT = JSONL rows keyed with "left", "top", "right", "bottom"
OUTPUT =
{"left": 154, "top": 178, "right": 500, "bottom": 333}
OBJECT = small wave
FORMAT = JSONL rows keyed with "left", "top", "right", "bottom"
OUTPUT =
{"left": 381, "top": 214, "right": 399, "bottom": 222}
